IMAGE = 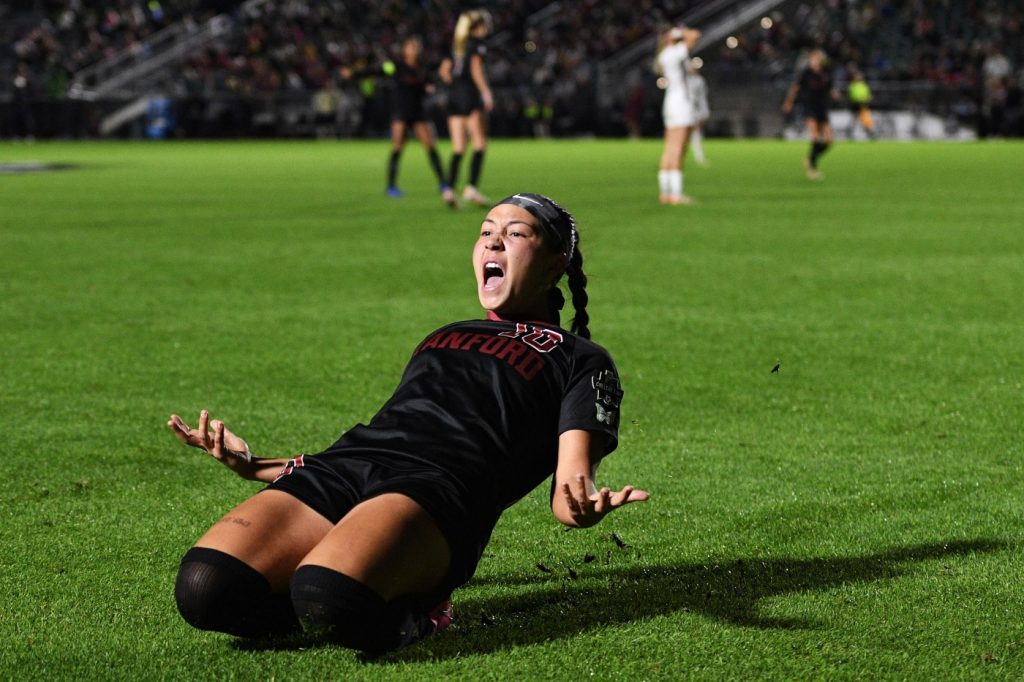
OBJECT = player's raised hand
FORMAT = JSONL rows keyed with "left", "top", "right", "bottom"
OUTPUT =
{"left": 168, "top": 410, "right": 255, "bottom": 470}
{"left": 560, "top": 473, "right": 649, "bottom": 528}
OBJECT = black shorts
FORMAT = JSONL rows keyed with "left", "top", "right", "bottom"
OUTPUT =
{"left": 804, "top": 101, "right": 830, "bottom": 124}
{"left": 448, "top": 83, "right": 483, "bottom": 117}
{"left": 392, "top": 101, "right": 426, "bottom": 125}
{"left": 265, "top": 451, "right": 490, "bottom": 602}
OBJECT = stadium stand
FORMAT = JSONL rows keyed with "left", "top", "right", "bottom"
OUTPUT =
{"left": 3, "top": 0, "right": 1021, "bottom": 139}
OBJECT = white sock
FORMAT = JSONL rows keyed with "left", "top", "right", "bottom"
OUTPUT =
{"left": 669, "top": 170, "right": 683, "bottom": 197}
{"left": 658, "top": 170, "right": 670, "bottom": 196}
{"left": 691, "top": 130, "right": 705, "bottom": 162}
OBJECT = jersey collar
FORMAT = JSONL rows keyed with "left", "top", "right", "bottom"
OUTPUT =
{"left": 486, "top": 310, "right": 560, "bottom": 327}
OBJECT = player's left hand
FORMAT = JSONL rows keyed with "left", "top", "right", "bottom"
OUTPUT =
{"left": 561, "top": 474, "right": 649, "bottom": 528}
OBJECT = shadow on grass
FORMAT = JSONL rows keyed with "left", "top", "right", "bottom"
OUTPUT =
{"left": 229, "top": 538, "right": 1003, "bottom": 660}
{"left": 387, "top": 538, "right": 1004, "bottom": 661}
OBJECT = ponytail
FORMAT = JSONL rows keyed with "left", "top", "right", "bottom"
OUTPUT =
{"left": 549, "top": 199, "right": 589, "bottom": 340}
{"left": 453, "top": 10, "right": 490, "bottom": 58}
{"left": 654, "top": 28, "right": 674, "bottom": 74}
{"left": 566, "top": 247, "right": 590, "bottom": 339}
{"left": 545, "top": 244, "right": 590, "bottom": 340}
{"left": 452, "top": 12, "right": 473, "bottom": 58}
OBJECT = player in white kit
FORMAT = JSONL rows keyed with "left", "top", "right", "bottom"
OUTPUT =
{"left": 687, "top": 59, "right": 710, "bottom": 166}
{"left": 656, "top": 25, "right": 701, "bottom": 205}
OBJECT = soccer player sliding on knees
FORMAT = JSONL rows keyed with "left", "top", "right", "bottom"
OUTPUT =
{"left": 167, "top": 193, "right": 648, "bottom": 654}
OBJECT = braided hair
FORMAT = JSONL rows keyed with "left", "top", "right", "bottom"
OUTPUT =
{"left": 495, "top": 193, "right": 591, "bottom": 339}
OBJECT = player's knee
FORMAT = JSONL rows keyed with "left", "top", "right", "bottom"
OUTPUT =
{"left": 174, "top": 547, "right": 269, "bottom": 634}
{"left": 291, "top": 565, "right": 417, "bottom": 653}
{"left": 291, "top": 565, "right": 382, "bottom": 650}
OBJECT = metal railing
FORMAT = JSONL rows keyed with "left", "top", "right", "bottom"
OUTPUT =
{"left": 68, "top": 0, "right": 273, "bottom": 100}
{"left": 597, "top": 0, "right": 788, "bottom": 111}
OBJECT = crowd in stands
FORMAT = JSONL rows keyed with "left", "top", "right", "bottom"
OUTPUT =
{"left": 714, "top": 0, "right": 1022, "bottom": 135}
{"left": 4, "top": 1, "right": 227, "bottom": 98}
{"left": 3, "top": 0, "right": 1022, "bottom": 137}
{"left": 716, "top": 1, "right": 1022, "bottom": 83}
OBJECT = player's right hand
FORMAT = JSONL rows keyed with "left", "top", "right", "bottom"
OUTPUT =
{"left": 168, "top": 410, "right": 256, "bottom": 477}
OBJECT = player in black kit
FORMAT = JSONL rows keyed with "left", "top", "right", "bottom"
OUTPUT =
{"left": 168, "top": 193, "right": 648, "bottom": 654}
{"left": 439, "top": 9, "right": 494, "bottom": 208}
{"left": 782, "top": 49, "right": 840, "bottom": 180}
{"left": 342, "top": 37, "right": 447, "bottom": 199}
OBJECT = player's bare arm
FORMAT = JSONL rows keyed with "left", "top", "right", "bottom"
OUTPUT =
{"left": 438, "top": 58, "right": 452, "bottom": 84}
{"left": 469, "top": 54, "right": 493, "bottom": 111}
{"left": 551, "top": 429, "right": 649, "bottom": 528}
{"left": 781, "top": 82, "right": 799, "bottom": 113}
{"left": 682, "top": 27, "right": 701, "bottom": 51}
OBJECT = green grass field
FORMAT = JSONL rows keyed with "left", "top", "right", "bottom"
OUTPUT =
{"left": 1, "top": 138, "right": 1022, "bottom": 680}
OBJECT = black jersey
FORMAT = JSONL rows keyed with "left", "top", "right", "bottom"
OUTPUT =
{"left": 451, "top": 39, "right": 487, "bottom": 88}
{"left": 798, "top": 67, "right": 832, "bottom": 108}
{"left": 447, "top": 39, "right": 487, "bottom": 115}
{"left": 390, "top": 60, "right": 432, "bottom": 118}
{"left": 320, "top": 318, "right": 622, "bottom": 529}
{"left": 354, "top": 60, "right": 432, "bottom": 121}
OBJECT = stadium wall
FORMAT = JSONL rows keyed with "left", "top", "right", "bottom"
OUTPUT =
{"left": 0, "top": 77, "right": 1001, "bottom": 141}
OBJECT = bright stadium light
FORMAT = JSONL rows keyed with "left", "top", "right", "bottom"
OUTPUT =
{"left": 725, "top": 36, "right": 739, "bottom": 48}
{"left": 761, "top": 16, "right": 773, "bottom": 29}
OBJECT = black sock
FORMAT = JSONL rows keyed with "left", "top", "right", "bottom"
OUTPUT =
{"left": 809, "top": 141, "right": 829, "bottom": 167}
{"left": 291, "top": 564, "right": 431, "bottom": 654}
{"left": 388, "top": 149, "right": 402, "bottom": 188}
{"left": 426, "top": 147, "right": 445, "bottom": 184}
{"left": 447, "top": 152, "right": 463, "bottom": 188}
{"left": 468, "top": 149, "right": 486, "bottom": 187}
{"left": 175, "top": 547, "right": 300, "bottom": 638}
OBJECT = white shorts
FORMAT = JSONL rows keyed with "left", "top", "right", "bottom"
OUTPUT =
{"left": 662, "top": 92, "right": 696, "bottom": 128}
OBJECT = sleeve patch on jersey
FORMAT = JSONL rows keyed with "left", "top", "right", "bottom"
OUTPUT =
{"left": 592, "top": 370, "right": 623, "bottom": 426}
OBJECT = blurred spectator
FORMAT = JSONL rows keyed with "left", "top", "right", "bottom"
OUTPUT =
{"left": 12, "top": 62, "right": 36, "bottom": 140}
{"left": 312, "top": 77, "right": 341, "bottom": 138}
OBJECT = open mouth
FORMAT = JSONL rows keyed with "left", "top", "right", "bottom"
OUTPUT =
{"left": 483, "top": 261, "right": 505, "bottom": 290}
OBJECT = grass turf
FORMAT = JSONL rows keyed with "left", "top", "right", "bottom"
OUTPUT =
{"left": 0, "top": 139, "right": 1022, "bottom": 680}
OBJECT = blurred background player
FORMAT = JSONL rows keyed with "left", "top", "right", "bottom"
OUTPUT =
{"left": 688, "top": 59, "right": 710, "bottom": 166}
{"left": 655, "top": 24, "right": 701, "bottom": 205}
{"left": 312, "top": 78, "right": 341, "bottom": 139}
{"left": 846, "top": 64, "right": 875, "bottom": 139}
{"left": 781, "top": 48, "right": 840, "bottom": 180}
{"left": 439, "top": 9, "right": 493, "bottom": 208}
{"left": 12, "top": 62, "right": 36, "bottom": 142}
{"left": 342, "top": 37, "right": 447, "bottom": 199}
